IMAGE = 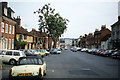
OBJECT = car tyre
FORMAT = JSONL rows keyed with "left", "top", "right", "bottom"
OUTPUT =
{"left": 44, "top": 70, "right": 46, "bottom": 76}
{"left": 9, "top": 59, "right": 16, "bottom": 65}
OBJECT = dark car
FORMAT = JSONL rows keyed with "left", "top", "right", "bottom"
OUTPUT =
{"left": 111, "top": 51, "right": 120, "bottom": 59}
{"left": 102, "top": 50, "right": 113, "bottom": 57}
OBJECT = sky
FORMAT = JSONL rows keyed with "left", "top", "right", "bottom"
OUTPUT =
{"left": 0, "top": 0, "right": 119, "bottom": 38}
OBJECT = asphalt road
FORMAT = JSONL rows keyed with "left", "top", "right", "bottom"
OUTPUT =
{"left": 1, "top": 49, "right": 120, "bottom": 80}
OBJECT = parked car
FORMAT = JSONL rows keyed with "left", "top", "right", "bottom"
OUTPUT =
{"left": 29, "top": 50, "right": 40, "bottom": 55}
{"left": 87, "top": 49, "right": 93, "bottom": 53}
{"left": 111, "top": 51, "right": 120, "bottom": 58}
{"left": 35, "top": 49, "right": 46, "bottom": 57}
{"left": 40, "top": 49, "right": 50, "bottom": 56}
{"left": 65, "top": 46, "right": 68, "bottom": 50}
{"left": 23, "top": 50, "right": 41, "bottom": 56}
{"left": 50, "top": 49, "right": 60, "bottom": 54}
{"left": 70, "top": 47, "right": 73, "bottom": 51}
{"left": 102, "top": 50, "right": 113, "bottom": 56}
{"left": 9, "top": 56, "right": 46, "bottom": 79}
{"left": 76, "top": 47, "right": 81, "bottom": 51}
{"left": 0, "top": 50, "right": 26, "bottom": 65}
{"left": 57, "top": 49, "right": 61, "bottom": 54}
{"left": 72, "top": 47, "right": 77, "bottom": 52}
{"left": 81, "top": 48, "right": 87, "bottom": 52}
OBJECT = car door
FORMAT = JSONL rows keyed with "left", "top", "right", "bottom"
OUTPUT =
{"left": 0, "top": 50, "right": 5, "bottom": 61}
{"left": 2, "top": 51, "right": 13, "bottom": 63}
{"left": 13, "top": 51, "right": 21, "bottom": 61}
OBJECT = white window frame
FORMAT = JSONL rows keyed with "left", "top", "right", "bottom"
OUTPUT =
{"left": 12, "top": 26, "right": 14, "bottom": 34}
{"left": 5, "top": 24, "right": 8, "bottom": 33}
{"left": 9, "top": 39, "right": 11, "bottom": 49}
{"left": 6, "top": 39, "right": 8, "bottom": 49}
{"left": 11, "top": 12, "right": 14, "bottom": 18}
{"left": 4, "top": 8, "right": 7, "bottom": 16}
{"left": 9, "top": 25, "right": 11, "bottom": 34}
{"left": 1, "top": 22, "right": 4, "bottom": 33}
{"left": 12, "top": 39, "right": 14, "bottom": 49}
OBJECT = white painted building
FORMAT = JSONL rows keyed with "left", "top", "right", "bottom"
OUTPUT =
{"left": 65, "top": 39, "right": 72, "bottom": 46}
{"left": 101, "top": 34, "right": 111, "bottom": 50}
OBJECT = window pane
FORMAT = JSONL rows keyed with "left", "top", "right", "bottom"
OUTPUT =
{"left": 12, "top": 26, "right": 14, "bottom": 34}
{"left": 13, "top": 52, "right": 20, "bottom": 56}
{"left": 6, "top": 51, "right": 12, "bottom": 55}
{"left": 9, "top": 25, "right": 11, "bottom": 34}
{"left": 9, "top": 39, "right": 11, "bottom": 49}
{"left": 1, "top": 22, "right": 4, "bottom": 33}
{"left": 5, "top": 24, "right": 8, "bottom": 33}
{"left": 12, "top": 39, "right": 14, "bottom": 49}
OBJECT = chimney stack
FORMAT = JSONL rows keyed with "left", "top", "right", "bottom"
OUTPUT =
{"left": 16, "top": 16, "right": 21, "bottom": 26}
{"left": 118, "top": 16, "right": 120, "bottom": 21}
{"left": 101, "top": 25, "right": 106, "bottom": 30}
{"left": 2, "top": 2, "right": 7, "bottom": 8}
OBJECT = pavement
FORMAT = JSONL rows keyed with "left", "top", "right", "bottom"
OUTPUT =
{"left": 1, "top": 49, "right": 120, "bottom": 80}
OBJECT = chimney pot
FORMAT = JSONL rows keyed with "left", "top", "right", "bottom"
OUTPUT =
{"left": 118, "top": 16, "right": 120, "bottom": 21}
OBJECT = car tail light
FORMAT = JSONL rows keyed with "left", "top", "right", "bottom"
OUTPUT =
{"left": 9, "top": 68, "right": 12, "bottom": 75}
{"left": 39, "top": 68, "right": 41, "bottom": 74}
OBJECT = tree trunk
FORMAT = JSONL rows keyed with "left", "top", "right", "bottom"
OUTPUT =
{"left": 53, "top": 40, "right": 57, "bottom": 48}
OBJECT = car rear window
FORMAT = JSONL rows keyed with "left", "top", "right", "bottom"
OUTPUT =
{"left": 19, "top": 58, "right": 43, "bottom": 65}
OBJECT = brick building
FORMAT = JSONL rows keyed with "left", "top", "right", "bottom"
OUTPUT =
{"left": 94, "top": 25, "right": 111, "bottom": 49}
{"left": 30, "top": 29, "right": 49, "bottom": 49}
{"left": 0, "top": 2, "right": 16, "bottom": 50}
{"left": 15, "top": 16, "right": 33, "bottom": 49}
{"left": 87, "top": 33, "right": 94, "bottom": 49}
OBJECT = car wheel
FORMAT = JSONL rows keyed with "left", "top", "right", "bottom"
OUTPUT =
{"left": 44, "top": 70, "right": 46, "bottom": 76}
{"left": 9, "top": 59, "right": 16, "bottom": 65}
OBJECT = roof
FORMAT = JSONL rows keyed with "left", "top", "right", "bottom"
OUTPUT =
{"left": 15, "top": 25, "right": 32, "bottom": 36}
{"left": 94, "top": 28, "right": 110, "bottom": 35}
{"left": 111, "top": 21, "right": 120, "bottom": 27}
{"left": 30, "top": 29, "right": 45, "bottom": 37}
{"left": 101, "top": 34, "right": 111, "bottom": 41}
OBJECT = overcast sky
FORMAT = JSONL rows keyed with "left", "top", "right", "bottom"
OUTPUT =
{"left": 0, "top": 0, "right": 119, "bottom": 38}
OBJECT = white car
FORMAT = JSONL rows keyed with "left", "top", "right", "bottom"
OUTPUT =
{"left": 0, "top": 50, "right": 26, "bottom": 65}
{"left": 57, "top": 49, "right": 61, "bottom": 54}
{"left": 9, "top": 56, "right": 47, "bottom": 79}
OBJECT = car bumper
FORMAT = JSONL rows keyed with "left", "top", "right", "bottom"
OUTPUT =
{"left": 9, "top": 74, "right": 42, "bottom": 80}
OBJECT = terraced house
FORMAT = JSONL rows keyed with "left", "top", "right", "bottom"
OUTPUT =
{"left": 15, "top": 16, "right": 33, "bottom": 49}
{"left": 0, "top": 2, "right": 16, "bottom": 50}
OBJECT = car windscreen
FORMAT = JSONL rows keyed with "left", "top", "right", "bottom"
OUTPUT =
{"left": 19, "top": 58, "right": 43, "bottom": 65}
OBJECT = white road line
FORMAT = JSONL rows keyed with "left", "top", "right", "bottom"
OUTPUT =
{"left": 47, "top": 69, "right": 55, "bottom": 72}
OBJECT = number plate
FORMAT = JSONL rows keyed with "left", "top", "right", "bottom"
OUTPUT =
{"left": 19, "top": 73, "right": 31, "bottom": 76}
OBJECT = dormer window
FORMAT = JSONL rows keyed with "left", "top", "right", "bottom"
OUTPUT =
{"left": 4, "top": 7, "right": 7, "bottom": 16}
{"left": 11, "top": 11, "right": 14, "bottom": 18}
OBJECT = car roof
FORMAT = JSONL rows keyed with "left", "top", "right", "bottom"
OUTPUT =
{"left": 0, "top": 49, "right": 22, "bottom": 52}
{"left": 19, "top": 56, "right": 42, "bottom": 59}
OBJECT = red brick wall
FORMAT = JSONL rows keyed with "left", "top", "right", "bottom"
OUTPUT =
{"left": 1, "top": 19, "right": 15, "bottom": 49}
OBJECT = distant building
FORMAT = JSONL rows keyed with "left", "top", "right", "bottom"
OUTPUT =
{"left": 65, "top": 38, "right": 72, "bottom": 46}
{"left": 0, "top": 2, "right": 16, "bottom": 50}
{"left": 30, "top": 29, "right": 48, "bottom": 49}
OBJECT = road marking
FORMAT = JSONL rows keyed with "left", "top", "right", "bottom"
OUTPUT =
{"left": 81, "top": 68, "right": 91, "bottom": 70}
{"left": 52, "top": 70, "right": 54, "bottom": 72}
{"left": 47, "top": 69, "right": 55, "bottom": 72}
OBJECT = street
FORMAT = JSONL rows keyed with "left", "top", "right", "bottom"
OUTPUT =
{"left": 1, "top": 49, "right": 120, "bottom": 80}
